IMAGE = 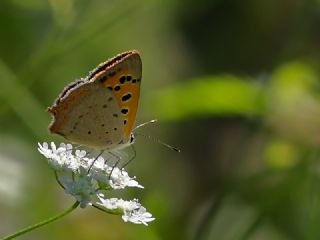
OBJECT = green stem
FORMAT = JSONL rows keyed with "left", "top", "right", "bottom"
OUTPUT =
{"left": 92, "top": 204, "right": 122, "bottom": 215}
{"left": 1, "top": 201, "right": 80, "bottom": 240}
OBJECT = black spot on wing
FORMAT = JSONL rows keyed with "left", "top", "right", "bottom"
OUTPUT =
{"left": 126, "top": 76, "right": 132, "bottom": 82}
{"left": 119, "top": 76, "right": 126, "bottom": 84}
{"left": 121, "top": 108, "right": 129, "bottom": 115}
{"left": 121, "top": 93, "right": 132, "bottom": 102}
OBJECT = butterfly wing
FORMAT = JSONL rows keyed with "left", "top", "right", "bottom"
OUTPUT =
{"left": 88, "top": 50, "right": 142, "bottom": 143}
{"left": 48, "top": 50, "right": 142, "bottom": 150}
{"left": 49, "top": 81, "right": 124, "bottom": 149}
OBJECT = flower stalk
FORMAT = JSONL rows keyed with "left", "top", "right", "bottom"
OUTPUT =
{"left": 1, "top": 201, "right": 79, "bottom": 240}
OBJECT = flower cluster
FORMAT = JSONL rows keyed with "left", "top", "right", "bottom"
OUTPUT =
{"left": 38, "top": 142, "right": 154, "bottom": 225}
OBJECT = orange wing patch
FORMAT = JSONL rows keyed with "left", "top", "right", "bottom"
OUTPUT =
{"left": 94, "top": 69, "right": 141, "bottom": 141}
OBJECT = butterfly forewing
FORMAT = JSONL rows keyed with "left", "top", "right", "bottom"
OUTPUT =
{"left": 89, "top": 51, "right": 142, "bottom": 142}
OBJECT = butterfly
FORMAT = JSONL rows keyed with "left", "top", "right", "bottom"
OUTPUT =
{"left": 48, "top": 50, "right": 142, "bottom": 151}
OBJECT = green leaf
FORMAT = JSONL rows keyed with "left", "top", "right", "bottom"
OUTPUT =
{"left": 149, "top": 75, "right": 264, "bottom": 121}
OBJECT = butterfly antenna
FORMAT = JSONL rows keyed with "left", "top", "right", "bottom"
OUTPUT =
{"left": 134, "top": 119, "right": 158, "bottom": 131}
{"left": 135, "top": 132, "right": 181, "bottom": 152}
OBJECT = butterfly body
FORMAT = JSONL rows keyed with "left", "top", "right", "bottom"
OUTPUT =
{"left": 48, "top": 50, "right": 141, "bottom": 150}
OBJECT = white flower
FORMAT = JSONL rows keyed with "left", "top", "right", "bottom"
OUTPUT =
{"left": 108, "top": 167, "right": 144, "bottom": 189}
{"left": 38, "top": 142, "right": 153, "bottom": 224}
{"left": 122, "top": 206, "right": 155, "bottom": 225}
{"left": 38, "top": 142, "right": 79, "bottom": 172}
{"left": 96, "top": 194, "right": 155, "bottom": 225}
{"left": 38, "top": 142, "right": 145, "bottom": 202}
{"left": 59, "top": 174, "right": 97, "bottom": 208}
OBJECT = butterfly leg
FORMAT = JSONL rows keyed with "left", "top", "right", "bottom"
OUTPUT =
{"left": 87, "top": 150, "right": 104, "bottom": 173}
{"left": 120, "top": 145, "right": 136, "bottom": 170}
{"left": 108, "top": 151, "right": 122, "bottom": 179}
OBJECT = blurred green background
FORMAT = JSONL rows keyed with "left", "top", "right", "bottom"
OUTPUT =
{"left": 1, "top": 0, "right": 320, "bottom": 239}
